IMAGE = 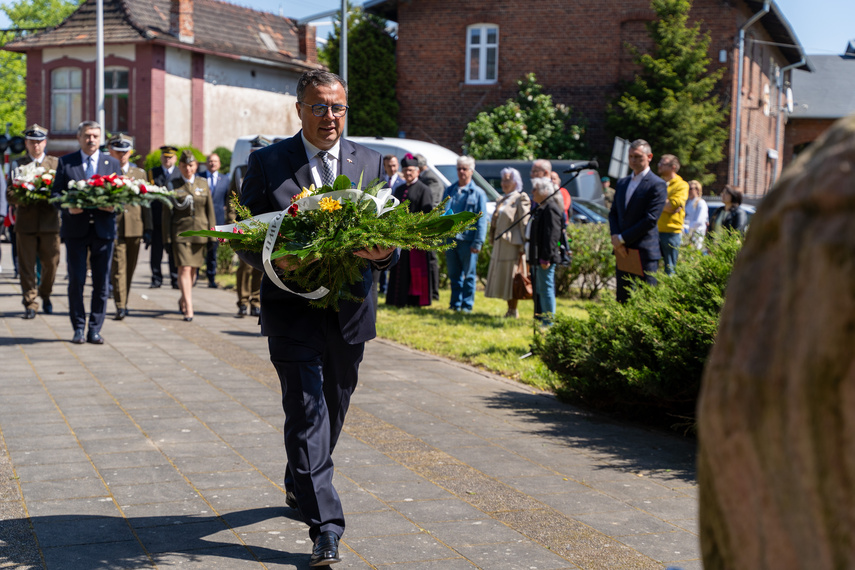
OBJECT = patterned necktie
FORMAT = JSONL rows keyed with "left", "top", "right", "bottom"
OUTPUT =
{"left": 318, "top": 151, "right": 335, "bottom": 187}
{"left": 85, "top": 156, "right": 93, "bottom": 179}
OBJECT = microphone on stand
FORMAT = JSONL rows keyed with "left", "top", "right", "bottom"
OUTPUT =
{"left": 563, "top": 159, "right": 599, "bottom": 173}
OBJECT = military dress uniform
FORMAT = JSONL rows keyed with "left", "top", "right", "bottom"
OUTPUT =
{"left": 148, "top": 146, "right": 181, "bottom": 288}
{"left": 112, "top": 164, "right": 152, "bottom": 319}
{"left": 228, "top": 158, "right": 263, "bottom": 317}
{"left": 163, "top": 176, "right": 216, "bottom": 268}
{"left": 7, "top": 124, "right": 61, "bottom": 317}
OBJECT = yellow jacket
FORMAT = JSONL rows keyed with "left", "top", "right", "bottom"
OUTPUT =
{"left": 658, "top": 174, "right": 689, "bottom": 233}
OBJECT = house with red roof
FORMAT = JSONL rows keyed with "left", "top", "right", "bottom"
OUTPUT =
{"left": 3, "top": 0, "right": 320, "bottom": 156}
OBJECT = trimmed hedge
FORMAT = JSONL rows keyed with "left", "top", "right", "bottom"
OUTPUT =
{"left": 534, "top": 230, "right": 744, "bottom": 428}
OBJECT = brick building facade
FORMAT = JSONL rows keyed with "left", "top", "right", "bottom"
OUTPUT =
{"left": 367, "top": 0, "right": 809, "bottom": 197}
{"left": 3, "top": 0, "right": 320, "bottom": 157}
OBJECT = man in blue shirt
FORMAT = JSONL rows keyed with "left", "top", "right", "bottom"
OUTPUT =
{"left": 442, "top": 155, "right": 487, "bottom": 312}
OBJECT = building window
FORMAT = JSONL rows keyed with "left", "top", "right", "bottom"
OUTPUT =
{"left": 104, "top": 67, "right": 129, "bottom": 133}
{"left": 466, "top": 24, "right": 498, "bottom": 84}
{"left": 51, "top": 67, "right": 82, "bottom": 133}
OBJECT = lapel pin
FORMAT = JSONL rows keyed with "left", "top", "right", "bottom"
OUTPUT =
{"left": 346, "top": 158, "right": 353, "bottom": 163}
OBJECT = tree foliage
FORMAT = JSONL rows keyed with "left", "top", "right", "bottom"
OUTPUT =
{"left": 606, "top": 0, "right": 727, "bottom": 186}
{"left": 320, "top": 4, "right": 398, "bottom": 137}
{"left": 463, "top": 73, "right": 588, "bottom": 160}
{"left": 0, "top": 0, "right": 82, "bottom": 134}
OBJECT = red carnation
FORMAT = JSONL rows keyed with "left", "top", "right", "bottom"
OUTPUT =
{"left": 139, "top": 184, "right": 148, "bottom": 194}
{"left": 287, "top": 203, "right": 299, "bottom": 217}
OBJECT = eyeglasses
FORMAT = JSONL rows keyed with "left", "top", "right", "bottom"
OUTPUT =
{"left": 300, "top": 102, "right": 349, "bottom": 118}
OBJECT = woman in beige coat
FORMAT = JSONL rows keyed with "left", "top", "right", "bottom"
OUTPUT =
{"left": 484, "top": 167, "right": 531, "bottom": 318}
{"left": 163, "top": 150, "right": 215, "bottom": 321}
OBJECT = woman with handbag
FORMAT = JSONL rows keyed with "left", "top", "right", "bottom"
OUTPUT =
{"left": 527, "top": 177, "right": 563, "bottom": 326}
{"left": 484, "top": 168, "right": 531, "bottom": 318}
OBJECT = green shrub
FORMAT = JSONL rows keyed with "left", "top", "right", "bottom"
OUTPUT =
{"left": 535, "top": 230, "right": 744, "bottom": 427}
{"left": 216, "top": 242, "right": 236, "bottom": 275}
{"left": 556, "top": 224, "right": 616, "bottom": 299}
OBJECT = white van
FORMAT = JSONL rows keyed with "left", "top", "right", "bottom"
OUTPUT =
{"left": 230, "top": 135, "right": 500, "bottom": 214}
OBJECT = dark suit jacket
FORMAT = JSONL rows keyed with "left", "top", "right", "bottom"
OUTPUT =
{"left": 205, "top": 171, "right": 230, "bottom": 226}
{"left": 52, "top": 151, "right": 123, "bottom": 240}
{"left": 608, "top": 170, "right": 668, "bottom": 262}
{"left": 237, "top": 132, "right": 396, "bottom": 343}
{"left": 419, "top": 170, "right": 444, "bottom": 207}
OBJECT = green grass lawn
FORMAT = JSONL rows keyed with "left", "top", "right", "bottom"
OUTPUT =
{"left": 376, "top": 288, "right": 594, "bottom": 392}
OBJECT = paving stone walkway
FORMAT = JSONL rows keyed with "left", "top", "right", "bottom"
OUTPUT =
{"left": 0, "top": 241, "right": 700, "bottom": 569}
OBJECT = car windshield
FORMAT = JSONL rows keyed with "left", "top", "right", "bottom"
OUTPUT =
{"left": 575, "top": 198, "right": 609, "bottom": 218}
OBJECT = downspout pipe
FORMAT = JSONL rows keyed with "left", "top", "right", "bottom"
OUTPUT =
{"left": 772, "top": 57, "right": 806, "bottom": 187}
{"left": 733, "top": 0, "right": 771, "bottom": 187}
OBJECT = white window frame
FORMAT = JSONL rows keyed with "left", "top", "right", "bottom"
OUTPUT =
{"left": 51, "top": 67, "right": 82, "bottom": 133}
{"left": 465, "top": 24, "right": 499, "bottom": 85}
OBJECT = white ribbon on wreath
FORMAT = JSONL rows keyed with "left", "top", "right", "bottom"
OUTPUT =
{"left": 213, "top": 188, "right": 399, "bottom": 300}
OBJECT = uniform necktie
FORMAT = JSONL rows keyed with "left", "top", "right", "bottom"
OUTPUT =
{"left": 318, "top": 151, "right": 335, "bottom": 187}
{"left": 85, "top": 156, "right": 93, "bottom": 179}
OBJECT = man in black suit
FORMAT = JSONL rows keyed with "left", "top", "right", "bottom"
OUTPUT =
{"left": 238, "top": 70, "right": 397, "bottom": 567}
{"left": 51, "top": 121, "right": 123, "bottom": 344}
{"left": 148, "top": 146, "right": 181, "bottom": 288}
{"left": 203, "top": 152, "right": 230, "bottom": 288}
{"left": 608, "top": 139, "right": 667, "bottom": 303}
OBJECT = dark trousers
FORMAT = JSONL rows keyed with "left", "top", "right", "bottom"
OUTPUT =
{"left": 267, "top": 314, "right": 364, "bottom": 541}
{"left": 149, "top": 224, "right": 177, "bottom": 286}
{"left": 205, "top": 241, "right": 218, "bottom": 283}
{"left": 66, "top": 229, "right": 114, "bottom": 334}
{"left": 616, "top": 259, "right": 659, "bottom": 303}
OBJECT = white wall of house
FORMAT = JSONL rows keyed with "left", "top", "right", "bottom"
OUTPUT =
{"left": 163, "top": 46, "right": 192, "bottom": 146}
{"left": 202, "top": 55, "right": 301, "bottom": 153}
{"left": 42, "top": 44, "right": 136, "bottom": 63}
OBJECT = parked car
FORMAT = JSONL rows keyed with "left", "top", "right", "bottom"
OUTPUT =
{"left": 571, "top": 198, "right": 609, "bottom": 224}
{"left": 475, "top": 159, "right": 606, "bottom": 207}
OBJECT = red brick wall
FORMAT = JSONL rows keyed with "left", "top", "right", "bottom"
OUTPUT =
{"left": 395, "top": 0, "right": 790, "bottom": 196}
{"left": 136, "top": 43, "right": 166, "bottom": 155}
{"left": 784, "top": 118, "right": 833, "bottom": 163}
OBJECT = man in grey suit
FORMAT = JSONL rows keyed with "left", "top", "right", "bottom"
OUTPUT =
{"left": 204, "top": 153, "right": 230, "bottom": 288}
{"left": 238, "top": 70, "right": 397, "bottom": 566}
{"left": 608, "top": 139, "right": 667, "bottom": 303}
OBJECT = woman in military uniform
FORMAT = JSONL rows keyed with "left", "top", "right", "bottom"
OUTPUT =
{"left": 163, "top": 150, "right": 215, "bottom": 321}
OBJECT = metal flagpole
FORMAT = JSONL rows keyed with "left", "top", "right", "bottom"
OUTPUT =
{"left": 340, "top": 0, "right": 348, "bottom": 138}
{"left": 96, "top": 0, "right": 105, "bottom": 143}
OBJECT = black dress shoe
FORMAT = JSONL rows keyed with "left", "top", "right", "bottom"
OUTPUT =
{"left": 171, "top": 281, "right": 179, "bottom": 290}
{"left": 250, "top": 306, "right": 261, "bottom": 317}
{"left": 183, "top": 316, "right": 193, "bottom": 322}
{"left": 309, "top": 531, "right": 340, "bottom": 566}
{"left": 42, "top": 299, "right": 53, "bottom": 314}
{"left": 87, "top": 332, "right": 105, "bottom": 345}
{"left": 114, "top": 309, "right": 126, "bottom": 321}
{"left": 208, "top": 280, "right": 218, "bottom": 288}
{"left": 71, "top": 329, "right": 85, "bottom": 344}
{"left": 150, "top": 281, "right": 162, "bottom": 289}
{"left": 285, "top": 490, "right": 298, "bottom": 509}
{"left": 23, "top": 308, "right": 36, "bottom": 319}
{"left": 236, "top": 305, "right": 247, "bottom": 318}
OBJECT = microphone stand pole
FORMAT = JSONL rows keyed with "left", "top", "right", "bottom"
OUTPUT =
{"left": 493, "top": 170, "right": 582, "bottom": 242}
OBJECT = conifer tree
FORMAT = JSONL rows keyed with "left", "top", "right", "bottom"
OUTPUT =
{"left": 321, "top": 5, "right": 398, "bottom": 137}
{"left": 463, "top": 73, "right": 588, "bottom": 160}
{"left": 607, "top": 0, "right": 727, "bottom": 185}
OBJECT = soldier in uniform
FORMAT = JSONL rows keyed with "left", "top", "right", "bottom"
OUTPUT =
{"left": 7, "top": 124, "right": 61, "bottom": 319}
{"left": 108, "top": 134, "right": 152, "bottom": 320}
{"left": 163, "top": 150, "right": 216, "bottom": 322}
{"left": 148, "top": 146, "right": 181, "bottom": 289}
{"left": 226, "top": 136, "right": 268, "bottom": 318}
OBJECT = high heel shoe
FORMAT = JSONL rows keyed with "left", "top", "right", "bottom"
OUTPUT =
{"left": 183, "top": 316, "right": 193, "bottom": 322}
{"left": 178, "top": 300, "right": 186, "bottom": 315}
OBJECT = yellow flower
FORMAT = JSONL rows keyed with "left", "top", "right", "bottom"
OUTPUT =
{"left": 318, "top": 197, "right": 342, "bottom": 212}
{"left": 292, "top": 186, "right": 314, "bottom": 203}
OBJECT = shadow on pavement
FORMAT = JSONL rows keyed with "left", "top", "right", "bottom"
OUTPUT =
{"left": 0, "top": 336, "right": 65, "bottom": 346}
{"left": 0, "top": 507, "right": 314, "bottom": 569}
{"left": 483, "top": 390, "right": 697, "bottom": 484}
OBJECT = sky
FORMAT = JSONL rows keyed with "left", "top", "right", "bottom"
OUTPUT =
{"left": 0, "top": 0, "right": 853, "bottom": 55}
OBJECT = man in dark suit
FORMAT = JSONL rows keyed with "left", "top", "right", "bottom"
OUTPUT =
{"left": 238, "top": 70, "right": 397, "bottom": 567}
{"left": 148, "top": 146, "right": 181, "bottom": 288}
{"left": 203, "top": 152, "right": 230, "bottom": 288}
{"left": 608, "top": 138, "right": 667, "bottom": 303}
{"left": 51, "top": 121, "right": 123, "bottom": 344}
{"left": 415, "top": 153, "right": 444, "bottom": 207}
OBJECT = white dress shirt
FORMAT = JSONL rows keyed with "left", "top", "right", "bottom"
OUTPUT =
{"left": 301, "top": 133, "right": 341, "bottom": 189}
{"left": 625, "top": 166, "right": 650, "bottom": 207}
{"left": 81, "top": 149, "right": 101, "bottom": 177}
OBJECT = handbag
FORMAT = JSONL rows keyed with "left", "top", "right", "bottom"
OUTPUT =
{"left": 512, "top": 253, "right": 533, "bottom": 300}
{"left": 557, "top": 229, "right": 572, "bottom": 266}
